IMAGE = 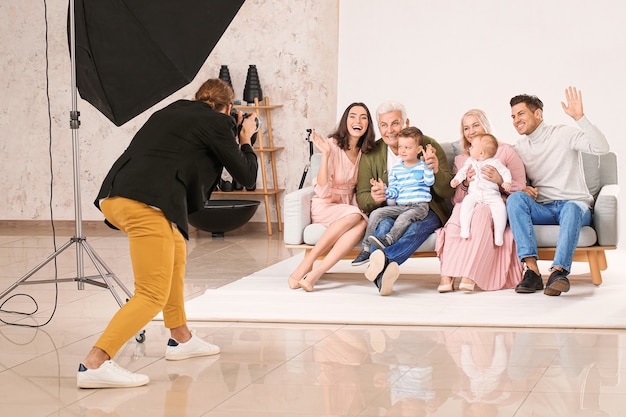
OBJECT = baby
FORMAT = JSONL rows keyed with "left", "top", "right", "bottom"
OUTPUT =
{"left": 451, "top": 133, "right": 511, "bottom": 246}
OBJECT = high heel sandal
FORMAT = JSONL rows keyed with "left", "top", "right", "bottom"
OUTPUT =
{"left": 299, "top": 274, "right": 314, "bottom": 292}
{"left": 437, "top": 277, "right": 455, "bottom": 293}
{"left": 459, "top": 279, "right": 475, "bottom": 292}
{"left": 287, "top": 276, "right": 301, "bottom": 289}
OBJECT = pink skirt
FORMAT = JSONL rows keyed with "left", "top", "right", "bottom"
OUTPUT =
{"left": 435, "top": 204, "right": 522, "bottom": 290}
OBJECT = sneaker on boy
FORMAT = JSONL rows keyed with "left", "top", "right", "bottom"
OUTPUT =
{"left": 352, "top": 249, "right": 371, "bottom": 266}
{"left": 368, "top": 235, "right": 392, "bottom": 250}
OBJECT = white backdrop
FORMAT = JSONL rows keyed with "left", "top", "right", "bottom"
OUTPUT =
{"left": 338, "top": 0, "right": 625, "bottom": 241}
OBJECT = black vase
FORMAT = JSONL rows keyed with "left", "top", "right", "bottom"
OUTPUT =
{"left": 243, "top": 64, "right": 263, "bottom": 104}
{"left": 218, "top": 65, "right": 233, "bottom": 88}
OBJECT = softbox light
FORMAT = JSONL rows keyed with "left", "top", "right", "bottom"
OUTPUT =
{"left": 71, "top": 0, "right": 246, "bottom": 126}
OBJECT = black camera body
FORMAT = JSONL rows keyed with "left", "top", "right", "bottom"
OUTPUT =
{"left": 230, "top": 108, "right": 259, "bottom": 146}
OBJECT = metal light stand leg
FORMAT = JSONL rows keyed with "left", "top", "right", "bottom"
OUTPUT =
{"left": 0, "top": 0, "right": 145, "bottom": 342}
{"left": 0, "top": 236, "right": 133, "bottom": 306}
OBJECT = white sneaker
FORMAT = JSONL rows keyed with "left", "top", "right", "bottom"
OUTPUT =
{"left": 165, "top": 332, "right": 221, "bottom": 361}
{"left": 379, "top": 260, "right": 399, "bottom": 296}
{"left": 77, "top": 360, "right": 149, "bottom": 389}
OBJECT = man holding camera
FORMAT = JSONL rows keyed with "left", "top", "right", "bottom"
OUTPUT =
{"left": 219, "top": 107, "right": 260, "bottom": 191}
{"left": 78, "top": 78, "right": 258, "bottom": 389}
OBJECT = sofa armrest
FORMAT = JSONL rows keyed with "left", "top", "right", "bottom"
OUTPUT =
{"left": 593, "top": 184, "right": 619, "bottom": 246}
{"left": 283, "top": 186, "right": 315, "bottom": 244}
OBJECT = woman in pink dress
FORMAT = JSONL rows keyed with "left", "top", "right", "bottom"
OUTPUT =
{"left": 288, "top": 102, "right": 376, "bottom": 291}
{"left": 435, "top": 109, "right": 526, "bottom": 291}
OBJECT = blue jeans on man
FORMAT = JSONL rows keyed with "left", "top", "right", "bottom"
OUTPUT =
{"left": 367, "top": 210, "right": 442, "bottom": 295}
{"left": 506, "top": 192, "right": 592, "bottom": 274}
{"left": 376, "top": 209, "right": 442, "bottom": 265}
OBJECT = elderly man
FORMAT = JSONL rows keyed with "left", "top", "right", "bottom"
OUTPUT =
{"left": 354, "top": 101, "right": 454, "bottom": 295}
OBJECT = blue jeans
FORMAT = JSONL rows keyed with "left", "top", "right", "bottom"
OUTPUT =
{"left": 506, "top": 192, "right": 592, "bottom": 274}
{"left": 374, "top": 209, "right": 442, "bottom": 265}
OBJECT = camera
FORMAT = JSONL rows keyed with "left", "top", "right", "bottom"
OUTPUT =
{"left": 230, "top": 108, "right": 259, "bottom": 146}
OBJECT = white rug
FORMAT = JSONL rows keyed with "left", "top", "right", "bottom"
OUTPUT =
{"left": 176, "top": 251, "right": 626, "bottom": 329}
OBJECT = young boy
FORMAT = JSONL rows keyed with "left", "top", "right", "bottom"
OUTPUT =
{"left": 450, "top": 133, "right": 511, "bottom": 246}
{"left": 353, "top": 126, "right": 435, "bottom": 265}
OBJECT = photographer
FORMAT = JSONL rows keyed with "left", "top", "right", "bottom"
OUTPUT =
{"left": 77, "top": 78, "right": 258, "bottom": 389}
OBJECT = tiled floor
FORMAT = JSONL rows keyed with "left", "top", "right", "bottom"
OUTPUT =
{"left": 1, "top": 221, "right": 625, "bottom": 416}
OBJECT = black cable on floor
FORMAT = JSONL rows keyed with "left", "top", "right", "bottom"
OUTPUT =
{"left": 0, "top": 0, "right": 59, "bottom": 328}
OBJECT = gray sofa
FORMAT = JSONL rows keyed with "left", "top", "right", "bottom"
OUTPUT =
{"left": 283, "top": 142, "right": 619, "bottom": 285}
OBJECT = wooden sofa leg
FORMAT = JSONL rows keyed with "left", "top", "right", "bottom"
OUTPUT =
{"left": 597, "top": 250, "right": 608, "bottom": 271}
{"left": 587, "top": 250, "right": 604, "bottom": 286}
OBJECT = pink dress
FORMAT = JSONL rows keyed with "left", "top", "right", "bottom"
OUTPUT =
{"left": 311, "top": 139, "right": 366, "bottom": 226}
{"left": 435, "top": 143, "right": 525, "bottom": 290}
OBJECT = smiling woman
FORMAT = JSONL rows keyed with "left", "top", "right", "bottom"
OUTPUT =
{"left": 287, "top": 102, "right": 377, "bottom": 292}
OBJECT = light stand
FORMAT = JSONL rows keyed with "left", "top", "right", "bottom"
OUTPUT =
{"left": 298, "top": 129, "right": 314, "bottom": 189}
{"left": 0, "top": 0, "right": 135, "bottom": 316}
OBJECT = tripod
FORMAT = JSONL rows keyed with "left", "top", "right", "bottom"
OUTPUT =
{"left": 298, "top": 129, "right": 314, "bottom": 189}
{"left": 0, "top": 0, "right": 136, "bottom": 330}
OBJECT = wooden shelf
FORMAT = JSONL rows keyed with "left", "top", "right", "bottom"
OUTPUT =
{"left": 214, "top": 97, "right": 283, "bottom": 235}
{"left": 234, "top": 104, "right": 283, "bottom": 110}
{"left": 253, "top": 146, "right": 284, "bottom": 153}
{"left": 213, "top": 188, "right": 284, "bottom": 196}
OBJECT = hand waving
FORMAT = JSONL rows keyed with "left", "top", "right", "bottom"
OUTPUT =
{"left": 311, "top": 130, "right": 331, "bottom": 156}
{"left": 421, "top": 144, "right": 439, "bottom": 173}
{"left": 369, "top": 178, "right": 387, "bottom": 204}
{"left": 561, "top": 86, "right": 584, "bottom": 121}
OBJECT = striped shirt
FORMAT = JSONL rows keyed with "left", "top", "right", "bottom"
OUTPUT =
{"left": 385, "top": 160, "right": 434, "bottom": 205}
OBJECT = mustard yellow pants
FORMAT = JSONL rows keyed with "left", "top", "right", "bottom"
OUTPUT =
{"left": 96, "top": 196, "right": 187, "bottom": 358}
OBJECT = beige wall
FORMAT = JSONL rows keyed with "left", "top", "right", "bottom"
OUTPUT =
{"left": 0, "top": 0, "right": 339, "bottom": 223}
{"left": 338, "top": 0, "right": 626, "bottom": 244}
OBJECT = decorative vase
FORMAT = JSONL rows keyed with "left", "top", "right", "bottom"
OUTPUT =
{"left": 243, "top": 64, "right": 263, "bottom": 104}
{"left": 218, "top": 65, "right": 233, "bottom": 88}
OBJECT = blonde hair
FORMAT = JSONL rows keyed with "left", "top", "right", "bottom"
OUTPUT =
{"left": 460, "top": 109, "right": 493, "bottom": 153}
{"left": 194, "top": 78, "right": 234, "bottom": 111}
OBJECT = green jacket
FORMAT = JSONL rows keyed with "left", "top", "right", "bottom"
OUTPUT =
{"left": 356, "top": 136, "right": 454, "bottom": 224}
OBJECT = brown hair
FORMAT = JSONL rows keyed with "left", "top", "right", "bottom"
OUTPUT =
{"left": 510, "top": 94, "right": 544, "bottom": 112}
{"left": 329, "top": 102, "right": 377, "bottom": 153}
{"left": 398, "top": 126, "right": 424, "bottom": 146}
{"left": 476, "top": 133, "right": 499, "bottom": 158}
{"left": 194, "top": 78, "right": 234, "bottom": 111}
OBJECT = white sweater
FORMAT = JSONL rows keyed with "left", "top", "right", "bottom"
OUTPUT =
{"left": 514, "top": 116, "right": 609, "bottom": 206}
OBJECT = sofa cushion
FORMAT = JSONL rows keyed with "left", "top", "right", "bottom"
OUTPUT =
{"left": 440, "top": 140, "right": 460, "bottom": 172}
{"left": 534, "top": 225, "right": 597, "bottom": 247}
{"left": 582, "top": 153, "right": 601, "bottom": 198}
{"left": 303, "top": 224, "right": 598, "bottom": 249}
{"left": 303, "top": 222, "right": 438, "bottom": 251}
{"left": 303, "top": 223, "right": 326, "bottom": 245}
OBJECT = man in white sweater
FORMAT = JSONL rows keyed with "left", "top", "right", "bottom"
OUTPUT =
{"left": 506, "top": 87, "right": 610, "bottom": 296}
